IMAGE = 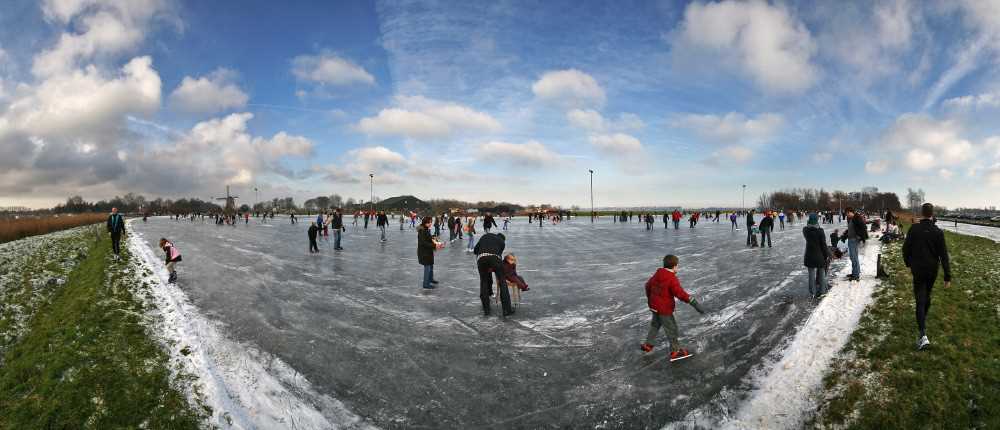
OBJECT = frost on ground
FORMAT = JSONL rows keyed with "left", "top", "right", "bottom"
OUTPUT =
{"left": 939, "top": 222, "right": 1000, "bottom": 243}
{"left": 0, "top": 225, "right": 94, "bottom": 362}
{"left": 131, "top": 215, "right": 851, "bottom": 428}
{"left": 668, "top": 238, "right": 882, "bottom": 430}
{"left": 126, "top": 221, "right": 374, "bottom": 430}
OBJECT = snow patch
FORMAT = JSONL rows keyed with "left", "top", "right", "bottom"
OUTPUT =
{"left": 126, "top": 222, "right": 374, "bottom": 429}
{"left": 667, "top": 239, "right": 882, "bottom": 429}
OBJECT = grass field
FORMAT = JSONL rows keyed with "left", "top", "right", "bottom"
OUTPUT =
{"left": 0, "top": 213, "right": 108, "bottom": 244}
{"left": 0, "top": 227, "right": 207, "bottom": 429}
{"left": 813, "top": 224, "right": 1000, "bottom": 428}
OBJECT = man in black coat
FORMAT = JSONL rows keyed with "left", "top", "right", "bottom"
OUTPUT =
{"left": 745, "top": 210, "right": 755, "bottom": 246}
{"left": 331, "top": 208, "right": 345, "bottom": 250}
{"left": 307, "top": 222, "right": 320, "bottom": 253}
{"left": 417, "top": 217, "right": 438, "bottom": 289}
{"left": 473, "top": 233, "right": 513, "bottom": 316}
{"left": 107, "top": 207, "right": 126, "bottom": 260}
{"left": 803, "top": 214, "right": 831, "bottom": 297}
{"left": 903, "top": 203, "right": 952, "bottom": 350}
{"left": 759, "top": 213, "right": 774, "bottom": 248}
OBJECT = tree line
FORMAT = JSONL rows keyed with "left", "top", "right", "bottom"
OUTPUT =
{"left": 756, "top": 187, "right": 902, "bottom": 212}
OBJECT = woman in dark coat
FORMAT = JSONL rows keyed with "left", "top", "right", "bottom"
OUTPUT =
{"left": 418, "top": 216, "right": 438, "bottom": 289}
{"left": 803, "top": 213, "right": 831, "bottom": 298}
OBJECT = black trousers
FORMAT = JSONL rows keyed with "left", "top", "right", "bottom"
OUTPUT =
{"left": 760, "top": 229, "right": 772, "bottom": 247}
{"left": 913, "top": 271, "right": 937, "bottom": 336}
{"left": 110, "top": 232, "right": 122, "bottom": 255}
{"left": 309, "top": 238, "right": 319, "bottom": 253}
{"left": 478, "top": 255, "right": 512, "bottom": 314}
{"left": 746, "top": 228, "right": 753, "bottom": 246}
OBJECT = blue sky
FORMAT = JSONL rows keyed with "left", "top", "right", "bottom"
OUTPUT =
{"left": 2, "top": 0, "right": 1000, "bottom": 209}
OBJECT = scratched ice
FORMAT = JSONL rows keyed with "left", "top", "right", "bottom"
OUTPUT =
{"left": 133, "top": 215, "right": 849, "bottom": 428}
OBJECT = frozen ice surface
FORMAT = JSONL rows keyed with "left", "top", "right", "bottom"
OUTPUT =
{"left": 132, "top": 215, "right": 851, "bottom": 428}
{"left": 939, "top": 222, "right": 1000, "bottom": 243}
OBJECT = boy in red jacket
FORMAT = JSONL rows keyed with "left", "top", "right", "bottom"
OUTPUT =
{"left": 641, "top": 255, "right": 705, "bottom": 361}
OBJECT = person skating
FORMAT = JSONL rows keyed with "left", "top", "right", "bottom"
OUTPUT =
{"left": 331, "top": 208, "right": 345, "bottom": 250}
{"left": 308, "top": 222, "right": 320, "bottom": 253}
{"left": 730, "top": 212, "right": 738, "bottom": 231}
{"left": 474, "top": 232, "right": 513, "bottom": 317}
{"left": 778, "top": 212, "right": 786, "bottom": 230}
{"left": 466, "top": 216, "right": 477, "bottom": 252}
{"left": 803, "top": 214, "right": 831, "bottom": 298}
{"left": 640, "top": 254, "right": 705, "bottom": 362}
{"left": 662, "top": 212, "right": 669, "bottom": 229}
{"left": 107, "top": 207, "right": 126, "bottom": 260}
{"left": 417, "top": 217, "right": 440, "bottom": 289}
{"left": 377, "top": 211, "right": 388, "bottom": 242}
{"left": 841, "top": 207, "right": 868, "bottom": 281}
{"left": 159, "top": 238, "right": 183, "bottom": 283}
{"left": 745, "top": 210, "right": 755, "bottom": 246}
{"left": 903, "top": 203, "right": 952, "bottom": 351}
{"left": 759, "top": 213, "right": 774, "bottom": 248}
{"left": 671, "top": 210, "right": 682, "bottom": 229}
{"left": 483, "top": 214, "right": 497, "bottom": 232}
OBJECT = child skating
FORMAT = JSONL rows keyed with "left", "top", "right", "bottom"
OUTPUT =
{"left": 640, "top": 254, "right": 705, "bottom": 362}
{"left": 159, "top": 238, "right": 183, "bottom": 283}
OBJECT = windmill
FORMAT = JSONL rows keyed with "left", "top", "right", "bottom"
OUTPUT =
{"left": 214, "top": 185, "right": 239, "bottom": 216}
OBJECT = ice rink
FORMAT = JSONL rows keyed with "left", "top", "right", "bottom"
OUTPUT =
{"left": 133, "top": 214, "right": 850, "bottom": 428}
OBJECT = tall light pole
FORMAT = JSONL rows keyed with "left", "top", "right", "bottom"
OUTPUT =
{"left": 369, "top": 173, "right": 374, "bottom": 213}
{"left": 741, "top": 184, "right": 746, "bottom": 214}
{"left": 589, "top": 169, "right": 594, "bottom": 223}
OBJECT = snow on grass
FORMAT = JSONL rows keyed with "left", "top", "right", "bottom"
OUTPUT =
{"left": 939, "top": 223, "right": 1000, "bottom": 243}
{"left": 126, "top": 221, "right": 375, "bottom": 429}
{"left": 667, "top": 239, "right": 882, "bottom": 430}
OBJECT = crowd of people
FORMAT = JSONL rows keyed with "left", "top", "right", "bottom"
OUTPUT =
{"left": 115, "top": 200, "right": 954, "bottom": 358}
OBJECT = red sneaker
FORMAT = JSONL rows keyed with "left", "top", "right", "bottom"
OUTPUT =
{"left": 640, "top": 343, "right": 654, "bottom": 353}
{"left": 669, "top": 349, "right": 692, "bottom": 362}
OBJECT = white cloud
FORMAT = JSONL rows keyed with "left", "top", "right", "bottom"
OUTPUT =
{"left": 356, "top": 95, "right": 501, "bottom": 139}
{"left": 567, "top": 109, "right": 606, "bottom": 131}
{"left": 476, "top": 140, "right": 561, "bottom": 166}
{"left": 566, "top": 109, "right": 645, "bottom": 132}
{"left": 33, "top": 0, "right": 172, "bottom": 77}
{"left": 589, "top": 133, "right": 642, "bottom": 154}
{"left": 532, "top": 69, "right": 606, "bottom": 108}
{"left": 708, "top": 145, "right": 754, "bottom": 164}
{"left": 348, "top": 146, "right": 407, "bottom": 173}
{"left": 939, "top": 168, "right": 954, "bottom": 180}
{"left": 879, "top": 113, "right": 974, "bottom": 171}
{"left": 291, "top": 53, "right": 374, "bottom": 86}
{"left": 988, "top": 164, "right": 1000, "bottom": 186}
{"left": 169, "top": 68, "right": 248, "bottom": 114}
{"left": 671, "top": 112, "right": 784, "bottom": 143}
{"left": 943, "top": 91, "right": 1000, "bottom": 110}
{"left": 672, "top": 0, "right": 817, "bottom": 93}
{"left": 866, "top": 160, "right": 890, "bottom": 174}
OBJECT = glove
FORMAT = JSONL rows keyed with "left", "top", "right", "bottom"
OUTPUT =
{"left": 689, "top": 298, "right": 706, "bottom": 314}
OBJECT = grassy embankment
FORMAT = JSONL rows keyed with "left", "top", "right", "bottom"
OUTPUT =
{"left": 813, "top": 223, "right": 1000, "bottom": 428}
{"left": 0, "top": 213, "right": 108, "bottom": 244}
{"left": 0, "top": 225, "right": 208, "bottom": 429}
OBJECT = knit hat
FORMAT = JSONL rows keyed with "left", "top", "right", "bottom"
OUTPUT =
{"left": 807, "top": 213, "right": 819, "bottom": 225}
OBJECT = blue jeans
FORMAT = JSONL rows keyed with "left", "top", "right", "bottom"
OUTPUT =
{"left": 848, "top": 238, "right": 860, "bottom": 277}
{"left": 807, "top": 267, "right": 828, "bottom": 296}
{"left": 422, "top": 264, "right": 434, "bottom": 288}
{"left": 467, "top": 233, "right": 475, "bottom": 250}
{"left": 334, "top": 230, "right": 342, "bottom": 249}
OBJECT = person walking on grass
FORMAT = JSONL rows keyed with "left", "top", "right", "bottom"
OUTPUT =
{"left": 107, "top": 207, "right": 126, "bottom": 260}
{"left": 159, "top": 238, "right": 182, "bottom": 283}
{"left": 803, "top": 213, "right": 831, "bottom": 298}
{"left": 417, "top": 217, "right": 439, "bottom": 289}
{"left": 640, "top": 254, "right": 706, "bottom": 362}
{"left": 903, "top": 203, "right": 952, "bottom": 351}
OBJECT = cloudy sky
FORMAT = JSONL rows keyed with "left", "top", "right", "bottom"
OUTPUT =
{"left": 2, "top": 0, "right": 1000, "bottom": 209}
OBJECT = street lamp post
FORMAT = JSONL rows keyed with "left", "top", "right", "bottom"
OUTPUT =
{"left": 589, "top": 169, "right": 594, "bottom": 223}
{"left": 742, "top": 184, "right": 746, "bottom": 214}
{"left": 369, "top": 173, "right": 374, "bottom": 214}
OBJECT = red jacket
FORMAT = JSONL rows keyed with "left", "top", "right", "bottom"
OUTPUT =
{"left": 671, "top": 211, "right": 682, "bottom": 222}
{"left": 645, "top": 268, "right": 691, "bottom": 315}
